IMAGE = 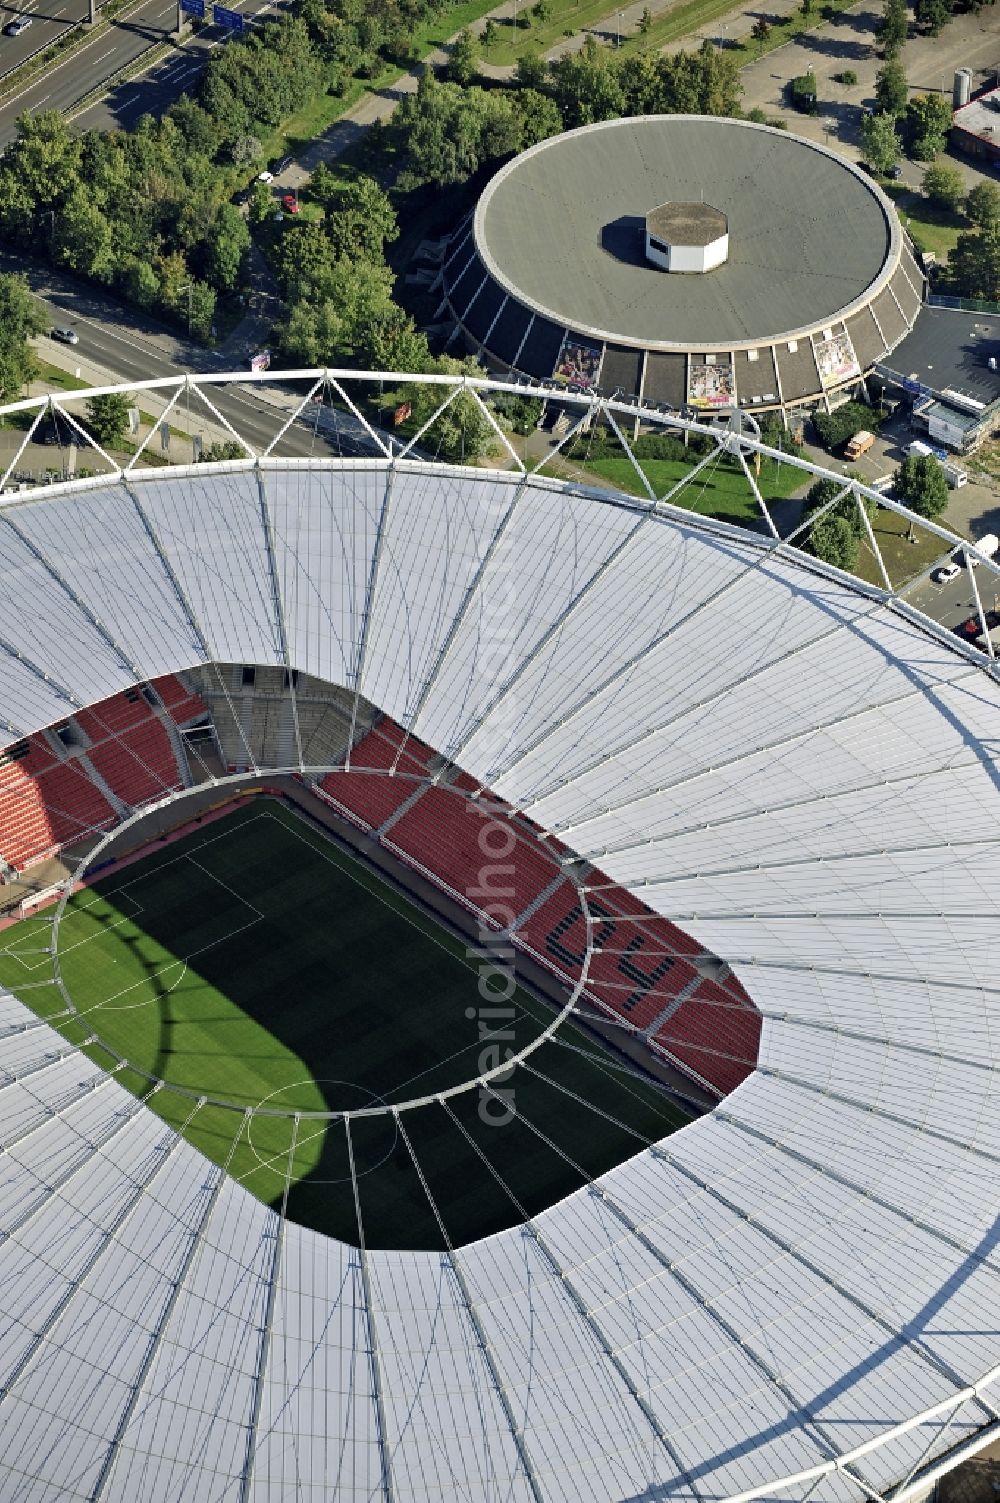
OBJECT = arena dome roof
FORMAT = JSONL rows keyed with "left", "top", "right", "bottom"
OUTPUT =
{"left": 0, "top": 374, "right": 998, "bottom": 1503}
{"left": 442, "top": 117, "right": 925, "bottom": 411}
{"left": 476, "top": 117, "right": 892, "bottom": 347}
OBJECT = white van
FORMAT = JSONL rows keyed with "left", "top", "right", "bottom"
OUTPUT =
{"left": 970, "top": 534, "right": 999, "bottom": 561}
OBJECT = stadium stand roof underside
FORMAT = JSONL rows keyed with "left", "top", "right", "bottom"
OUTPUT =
{"left": 0, "top": 433, "right": 999, "bottom": 1503}
{"left": 441, "top": 117, "right": 926, "bottom": 414}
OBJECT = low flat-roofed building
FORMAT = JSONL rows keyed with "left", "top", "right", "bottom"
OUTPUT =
{"left": 952, "top": 85, "right": 1000, "bottom": 163}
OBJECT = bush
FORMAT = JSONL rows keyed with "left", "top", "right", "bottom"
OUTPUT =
{"left": 812, "top": 401, "right": 875, "bottom": 451}
{"left": 836, "top": 68, "right": 858, "bottom": 84}
{"left": 790, "top": 72, "right": 818, "bottom": 112}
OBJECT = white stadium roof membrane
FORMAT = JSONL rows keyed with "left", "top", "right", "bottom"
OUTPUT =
{"left": 0, "top": 374, "right": 998, "bottom": 1502}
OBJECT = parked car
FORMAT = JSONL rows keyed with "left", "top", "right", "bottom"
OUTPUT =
{"left": 932, "top": 562, "right": 961, "bottom": 584}
{"left": 257, "top": 170, "right": 274, "bottom": 183}
{"left": 272, "top": 155, "right": 293, "bottom": 174}
{"left": 3, "top": 15, "right": 32, "bottom": 34}
{"left": 50, "top": 327, "right": 79, "bottom": 346}
{"left": 280, "top": 193, "right": 299, "bottom": 214}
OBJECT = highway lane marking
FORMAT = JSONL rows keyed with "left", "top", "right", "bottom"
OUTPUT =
{"left": 0, "top": 0, "right": 165, "bottom": 116}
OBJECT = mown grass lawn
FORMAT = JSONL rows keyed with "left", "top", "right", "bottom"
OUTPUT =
{"left": 559, "top": 449, "right": 804, "bottom": 525}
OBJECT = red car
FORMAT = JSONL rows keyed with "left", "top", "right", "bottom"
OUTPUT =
{"left": 280, "top": 193, "right": 300, "bottom": 214}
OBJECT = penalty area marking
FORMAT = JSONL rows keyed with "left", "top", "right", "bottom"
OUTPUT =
{"left": 57, "top": 837, "right": 265, "bottom": 1019}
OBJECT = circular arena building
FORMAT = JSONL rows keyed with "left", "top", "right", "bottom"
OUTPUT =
{"left": 441, "top": 116, "right": 926, "bottom": 415}
{"left": 0, "top": 373, "right": 997, "bottom": 1503}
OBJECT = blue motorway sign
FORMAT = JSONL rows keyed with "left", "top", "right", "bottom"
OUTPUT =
{"left": 212, "top": 3, "right": 244, "bottom": 30}
{"left": 180, "top": 0, "right": 205, "bottom": 16}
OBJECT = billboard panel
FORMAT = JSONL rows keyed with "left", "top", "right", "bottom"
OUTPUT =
{"left": 815, "top": 332, "right": 861, "bottom": 388}
{"left": 552, "top": 334, "right": 603, "bottom": 391}
{"left": 688, "top": 361, "right": 735, "bottom": 409}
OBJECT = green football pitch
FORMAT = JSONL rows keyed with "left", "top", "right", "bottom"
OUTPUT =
{"left": 0, "top": 798, "right": 688, "bottom": 1248}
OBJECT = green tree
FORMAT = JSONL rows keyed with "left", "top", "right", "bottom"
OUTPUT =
{"left": 921, "top": 159, "right": 965, "bottom": 211}
{"left": 894, "top": 453, "right": 949, "bottom": 539}
{"left": 319, "top": 175, "right": 397, "bottom": 261}
{"left": 515, "top": 52, "right": 548, "bottom": 89}
{"left": 85, "top": 391, "right": 134, "bottom": 449}
{"left": 0, "top": 273, "right": 46, "bottom": 402}
{"left": 446, "top": 28, "right": 478, "bottom": 84}
{"left": 637, "top": 6, "right": 652, "bottom": 30}
{"left": 874, "top": 59, "right": 908, "bottom": 116}
{"left": 950, "top": 224, "right": 1000, "bottom": 301}
{"left": 9, "top": 110, "right": 82, "bottom": 208}
{"left": 481, "top": 18, "right": 497, "bottom": 53}
{"left": 809, "top": 511, "right": 861, "bottom": 571}
{"left": 812, "top": 400, "right": 876, "bottom": 450}
{"left": 907, "top": 93, "right": 953, "bottom": 158}
{"left": 121, "top": 259, "right": 160, "bottom": 310}
{"left": 516, "top": 88, "right": 563, "bottom": 145}
{"left": 751, "top": 16, "right": 771, "bottom": 38}
{"left": 205, "top": 203, "right": 251, "bottom": 291}
{"left": 876, "top": 0, "right": 907, "bottom": 55}
{"left": 229, "top": 133, "right": 264, "bottom": 168}
{"left": 247, "top": 179, "right": 274, "bottom": 226}
{"left": 861, "top": 110, "right": 902, "bottom": 175}
{"left": 53, "top": 189, "right": 116, "bottom": 282}
{"left": 802, "top": 476, "right": 873, "bottom": 570}
{"left": 966, "top": 180, "right": 1000, "bottom": 231}
{"left": 531, "top": 0, "right": 551, "bottom": 19}
{"left": 914, "top": 0, "right": 952, "bottom": 30}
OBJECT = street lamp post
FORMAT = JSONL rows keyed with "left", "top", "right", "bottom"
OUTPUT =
{"left": 617, "top": 9, "right": 622, "bottom": 45}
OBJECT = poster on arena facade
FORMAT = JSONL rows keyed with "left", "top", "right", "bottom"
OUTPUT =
{"left": 552, "top": 334, "right": 603, "bottom": 391}
{"left": 688, "top": 361, "right": 736, "bottom": 409}
{"left": 814, "top": 331, "right": 861, "bottom": 388}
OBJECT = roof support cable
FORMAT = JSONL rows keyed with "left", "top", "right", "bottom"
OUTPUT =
{"left": 472, "top": 1082, "right": 709, "bottom": 1500}
{"left": 396, "top": 473, "right": 530, "bottom": 777}
{"left": 0, "top": 1081, "right": 171, "bottom": 1412}
{"left": 393, "top": 1110, "right": 548, "bottom": 1503}
{"left": 90, "top": 1103, "right": 250, "bottom": 1503}
{"left": 345, "top": 467, "right": 395, "bottom": 771}
{"left": 344, "top": 1116, "right": 396, "bottom": 1503}
{"left": 594, "top": 1188, "right": 891, "bottom": 1503}
{"left": 647, "top": 1141, "right": 1000, "bottom": 1427}
{"left": 254, "top": 465, "right": 304, "bottom": 773}
{"left": 237, "top": 1112, "right": 301, "bottom": 1503}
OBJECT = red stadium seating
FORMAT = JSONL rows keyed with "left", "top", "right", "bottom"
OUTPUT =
{"left": 652, "top": 978, "right": 761, "bottom": 1097}
{"left": 0, "top": 737, "right": 117, "bottom": 869}
{"left": 0, "top": 683, "right": 194, "bottom": 869}
{"left": 150, "top": 674, "right": 208, "bottom": 725}
{"left": 517, "top": 882, "right": 703, "bottom": 1033}
{"left": 77, "top": 690, "right": 186, "bottom": 808}
{"left": 86, "top": 720, "right": 182, "bottom": 808}
{"left": 319, "top": 722, "right": 434, "bottom": 830}
{"left": 337, "top": 718, "right": 761, "bottom": 1097}
{"left": 386, "top": 786, "right": 562, "bottom": 926}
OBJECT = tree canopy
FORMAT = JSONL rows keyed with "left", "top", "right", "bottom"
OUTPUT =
{"left": 0, "top": 273, "right": 46, "bottom": 403}
{"left": 861, "top": 111, "right": 902, "bottom": 175}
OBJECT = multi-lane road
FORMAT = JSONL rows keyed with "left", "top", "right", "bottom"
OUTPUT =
{"left": 0, "top": 0, "right": 286, "bottom": 147}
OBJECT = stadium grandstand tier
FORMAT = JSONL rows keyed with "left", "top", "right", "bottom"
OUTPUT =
{"left": 0, "top": 675, "right": 204, "bottom": 870}
{"left": 0, "top": 376, "right": 998, "bottom": 1503}
{"left": 0, "top": 736, "right": 118, "bottom": 868}
{"left": 318, "top": 720, "right": 435, "bottom": 829}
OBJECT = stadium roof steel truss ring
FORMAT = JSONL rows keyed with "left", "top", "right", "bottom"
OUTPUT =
{"left": 0, "top": 373, "right": 997, "bottom": 1503}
